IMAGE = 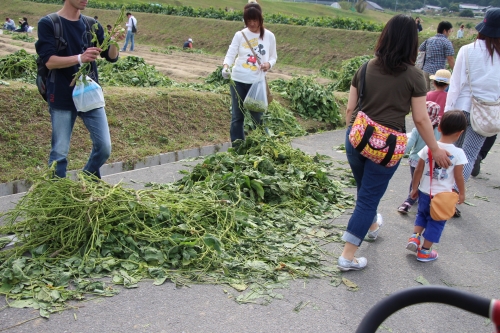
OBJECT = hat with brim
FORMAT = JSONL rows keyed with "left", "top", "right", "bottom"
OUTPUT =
{"left": 188, "top": 38, "right": 193, "bottom": 43}
{"left": 475, "top": 8, "right": 500, "bottom": 38}
{"left": 429, "top": 69, "right": 451, "bottom": 84}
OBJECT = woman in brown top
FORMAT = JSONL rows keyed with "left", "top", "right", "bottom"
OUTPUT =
{"left": 338, "top": 14, "right": 452, "bottom": 271}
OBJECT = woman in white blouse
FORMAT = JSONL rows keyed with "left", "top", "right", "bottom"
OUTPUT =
{"left": 221, "top": 3, "right": 277, "bottom": 146}
{"left": 445, "top": 8, "right": 500, "bottom": 187}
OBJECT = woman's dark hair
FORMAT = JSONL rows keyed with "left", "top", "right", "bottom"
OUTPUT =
{"left": 243, "top": 3, "right": 265, "bottom": 39}
{"left": 439, "top": 110, "right": 467, "bottom": 136}
{"left": 374, "top": 15, "right": 418, "bottom": 74}
{"left": 476, "top": 33, "right": 500, "bottom": 61}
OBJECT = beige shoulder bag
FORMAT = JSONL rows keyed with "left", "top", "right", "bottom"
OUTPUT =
{"left": 464, "top": 44, "right": 500, "bottom": 137}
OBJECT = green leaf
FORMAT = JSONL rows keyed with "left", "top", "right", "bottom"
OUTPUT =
{"left": 203, "top": 234, "right": 223, "bottom": 254}
{"left": 153, "top": 277, "right": 168, "bottom": 286}
{"left": 250, "top": 180, "right": 265, "bottom": 200}
{"left": 40, "top": 307, "right": 51, "bottom": 318}
{"left": 342, "top": 277, "right": 359, "bottom": 291}
{"left": 9, "top": 299, "right": 39, "bottom": 309}
{"left": 0, "top": 283, "right": 13, "bottom": 294}
{"left": 415, "top": 275, "right": 430, "bottom": 285}
{"left": 230, "top": 283, "right": 248, "bottom": 292}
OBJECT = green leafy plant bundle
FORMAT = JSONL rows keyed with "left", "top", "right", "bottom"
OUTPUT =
{"left": 97, "top": 56, "right": 173, "bottom": 87}
{"left": 0, "top": 49, "right": 37, "bottom": 84}
{"left": 270, "top": 77, "right": 342, "bottom": 125}
{"left": 25, "top": 0, "right": 384, "bottom": 32}
{"left": 331, "top": 55, "right": 373, "bottom": 92}
{"left": 0, "top": 131, "right": 353, "bottom": 316}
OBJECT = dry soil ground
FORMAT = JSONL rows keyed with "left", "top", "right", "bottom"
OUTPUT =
{"left": 0, "top": 32, "right": 322, "bottom": 83}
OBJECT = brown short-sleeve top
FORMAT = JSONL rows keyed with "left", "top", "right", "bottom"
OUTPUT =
{"left": 350, "top": 59, "right": 427, "bottom": 131}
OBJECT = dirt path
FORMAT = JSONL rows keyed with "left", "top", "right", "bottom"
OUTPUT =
{"left": 0, "top": 33, "right": 324, "bottom": 83}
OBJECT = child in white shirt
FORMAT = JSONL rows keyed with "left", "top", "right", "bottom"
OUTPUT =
{"left": 406, "top": 110, "right": 468, "bottom": 262}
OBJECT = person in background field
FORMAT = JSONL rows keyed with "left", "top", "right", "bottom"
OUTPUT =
{"left": 183, "top": 38, "right": 193, "bottom": 49}
{"left": 94, "top": 15, "right": 98, "bottom": 22}
{"left": 221, "top": 3, "right": 277, "bottom": 147}
{"left": 4, "top": 17, "right": 16, "bottom": 31}
{"left": 398, "top": 101, "right": 442, "bottom": 214}
{"left": 121, "top": 12, "right": 137, "bottom": 52}
{"left": 15, "top": 17, "right": 29, "bottom": 32}
{"left": 106, "top": 24, "right": 112, "bottom": 33}
{"left": 338, "top": 14, "right": 451, "bottom": 271}
{"left": 415, "top": 17, "right": 423, "bottom": 33}
{"left": 444, "top": 8, "right": 500, "bottom": 217}
{"left": 34, "top": 0, "right": 121, "bottom": 179}
{"left": 457, "top": 24, "right": 465, "bottom": 38}
{"left": 406, "top": 110, "right": 467, "bottom": 262}
{"left": 426, "top": 69, "right": 451, "bottom": 118}
{"left": 419, "top": 21, "right": 455, "bottom": 91}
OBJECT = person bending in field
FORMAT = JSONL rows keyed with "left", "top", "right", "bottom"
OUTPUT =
{"left": 183, "top": 38, "right": 193, "bottom": 50}
{"left": 35, "top": 0, "right": 121, "bottom": 179}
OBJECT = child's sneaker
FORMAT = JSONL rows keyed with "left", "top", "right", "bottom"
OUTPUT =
{"left": 398, "top": 202, "right": 412, "bottom": 214}
{"left": 417, "top": 248, "right": 438, "bottom": 262}
{"left": 406, "top": 233, "right": 421, "bottom": 253}
{"left": 366, "top": 213, "right": 383, "bottom": 240}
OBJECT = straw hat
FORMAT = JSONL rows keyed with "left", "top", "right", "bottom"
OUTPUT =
{"left": 429, "top": 69, "right": 451, "bottom": 84}
{"left": 475, "top": 8, "right": 500, "bottom": 38}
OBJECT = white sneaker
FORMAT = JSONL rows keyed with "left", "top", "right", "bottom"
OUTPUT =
{"left": 366, "top": 213, "right": 383, "bottom": 240}
{"left": 337, "top": 256, "right": 368, "bottom": 271}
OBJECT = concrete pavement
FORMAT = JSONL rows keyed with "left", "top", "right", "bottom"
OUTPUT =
{"left": 0, "top": 128, "right": 498, "bottom": 333}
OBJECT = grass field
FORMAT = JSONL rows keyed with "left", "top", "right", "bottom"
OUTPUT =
{"left": 0, "top": 0, "right": 484, "bottom": 183}
{"left": 0, "top": 0, "right": 479, "bottom": 69}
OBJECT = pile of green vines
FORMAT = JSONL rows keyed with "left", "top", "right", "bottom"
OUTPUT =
{"left": 0, "top": 130, "right": 353, "bottom": 317}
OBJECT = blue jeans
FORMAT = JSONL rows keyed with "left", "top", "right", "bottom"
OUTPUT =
{"left": 230, "top": 81, "right": 262, "bottom": 144}
{"left": 414, "top": 191, "right": 446, "bottom": 243}
{"left": 404, "top": 165, "right": 417, "bottom": 206}
{"left": 122, "top": 30, "right": 135, "bottom": 51}
{"left": 49, "top": 107, "right": 111, "bottom": 179}
{"left": 342, "top": 128, "right": 400, "bottom": 246}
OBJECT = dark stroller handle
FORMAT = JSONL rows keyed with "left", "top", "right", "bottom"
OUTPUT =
{"left": 356, "top": 286, "right": 500, "bottom": 333}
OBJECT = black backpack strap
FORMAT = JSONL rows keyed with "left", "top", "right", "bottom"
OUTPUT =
{"left": 356, "top": 61, "right": 369, "bottom": 111}
{"left": 81, "top": 15, "right": 97, "bottom": 42}
{"left": 46, "top": 13, "right": 66, "bottom": 53}
{"left": 45, "top": 13, "right": 67, "bottom": 85}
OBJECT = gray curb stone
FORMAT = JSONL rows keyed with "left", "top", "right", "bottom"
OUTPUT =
{"left": 0, "top": 142, "right": 231, "bottom": 197}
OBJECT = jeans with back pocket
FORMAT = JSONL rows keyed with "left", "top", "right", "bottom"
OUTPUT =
{"left": 342, "top": 127, "right": 400, "bottom": 246}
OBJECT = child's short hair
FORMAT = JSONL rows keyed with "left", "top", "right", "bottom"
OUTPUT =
{"left": 434, "top": 81, "right": 449, "bottom": 87}
{"left": 439, "top": 110, "right": 467, "bottom": 136}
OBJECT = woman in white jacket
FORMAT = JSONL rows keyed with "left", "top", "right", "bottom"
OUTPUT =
{"left": 221, "top": 3, "right": 277, "bottom": 145}
{"left": 445, "top": 8, "right": 500, "bottom": 186}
